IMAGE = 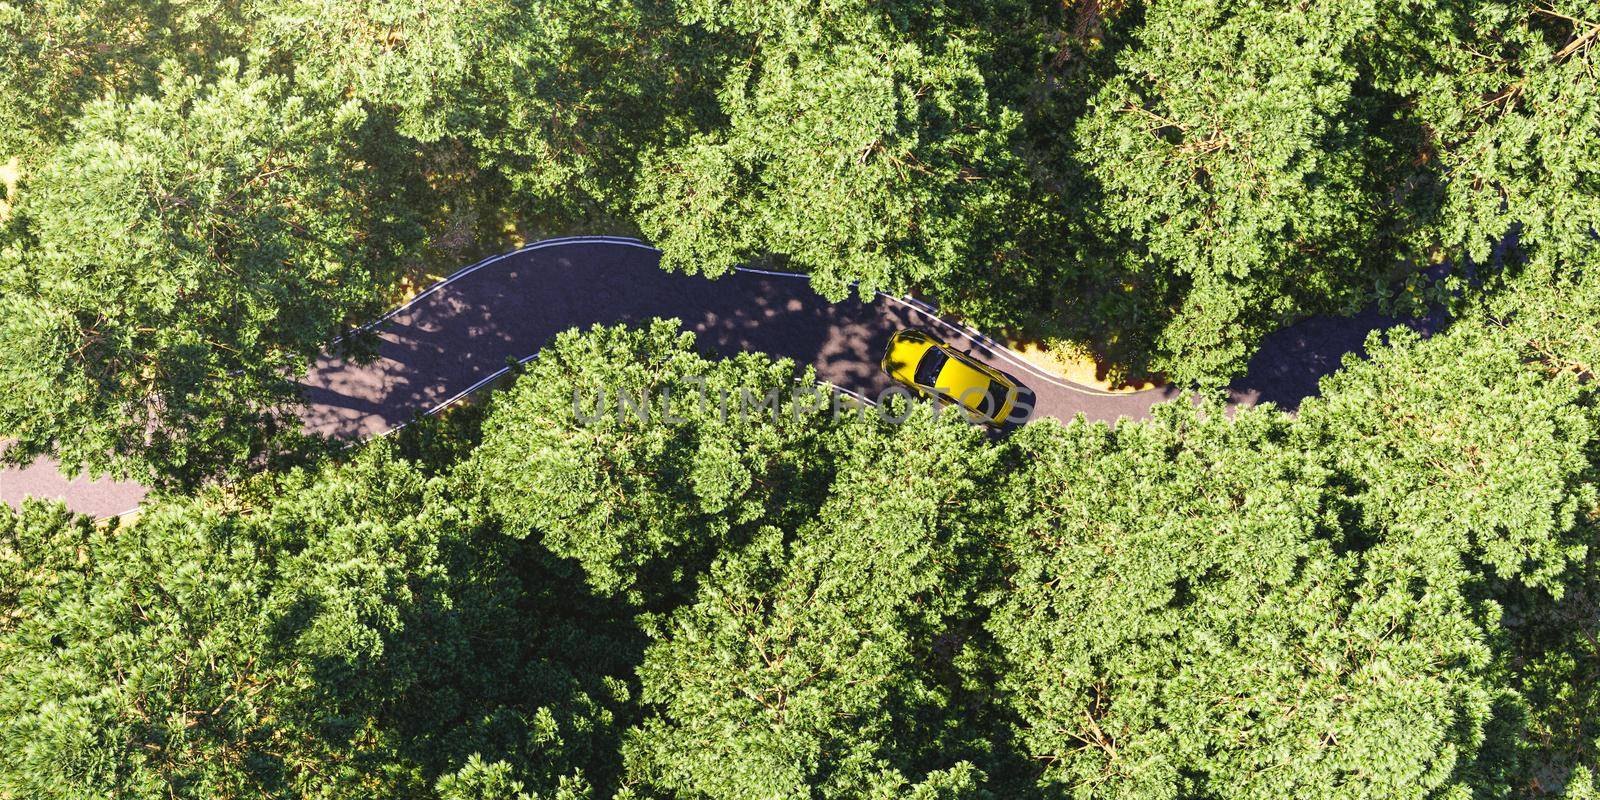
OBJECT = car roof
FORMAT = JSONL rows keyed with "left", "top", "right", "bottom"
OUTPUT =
{"left": 935, "top": 355, "right": 995, "bottom": 400}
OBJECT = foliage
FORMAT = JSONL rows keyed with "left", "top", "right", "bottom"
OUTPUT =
{"left": 7, "top": 0, "right": 1600, "bottom": 487}
{"left": 0, "top": 445, "right": 637, "bottom": 799}
{"left": 990, "top": 404, "right": 1499, "bottom": 798}
{"left": 1492, "top": 247, "right": 1600, "bottom": 383}
{"left": 1059, "top": 0, "right": 1398, "bottom": 383}
{"left": 1297, "top": 323, "right": 1597, "bottom": 594}
{"left": 0, "top": 0, "right": 247, "bottom": 160}
{"left": 1398, "top": 1, "right": 1600, "bottom": 270}
{"left": 0, "top": 61, "right": 421, "bottom": 486}
{"left": 624, "top": 409, "right": 1000, "bottom": 798}
{"left": 446, "top": 0, "right": 702, "bottom": 211}
{"left": 635, "top": 0, "right": 1035, "bottom": 301}
{"left": 6, "top": 317, "right": 1600, "bottom": 796}
{"left": 1496, "top": 546, "right": 1600, "bottom": 797}
{"left": 247, "top": 0, "right": 707, "bottom": 221}
{"left": 472, "top": 319, "right": 831, "bottom": 604}
{"left": 1379, "top": 0, "right": 1600, "bottom": 397}
{"left": 5, "top": 0, "right": 1600, "bottom": 793}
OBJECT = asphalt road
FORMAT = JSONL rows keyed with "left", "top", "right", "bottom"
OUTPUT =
{"left": 297, "top": 237, "right": 1175, "bottom": 439}
{"left": 1, "top": 236, "right": 1438, "bottom": 518}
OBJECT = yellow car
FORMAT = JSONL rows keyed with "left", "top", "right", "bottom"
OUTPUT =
{"left": 880, "top": 329, "right": 1020, "bottom": 426}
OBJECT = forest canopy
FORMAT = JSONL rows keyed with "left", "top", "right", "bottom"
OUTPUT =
{"left": 3, "top": 317, "right": 1597, "bottom": 798}
{"left": 2, "top": 0, "right": 1599, "bottom": 797}
{"left": 2, "top": 0, "right": 1597, "bottom": 480}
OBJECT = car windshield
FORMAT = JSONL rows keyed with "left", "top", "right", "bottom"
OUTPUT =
{"left": 981, "top": 382, "right": 1010, "bottom": 420}
{"left": 913, "top": 347, "right": 948, "bottom": 388}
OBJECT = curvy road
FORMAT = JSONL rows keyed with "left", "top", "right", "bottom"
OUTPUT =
{"left": 0, "top": 236, "right": 1439, "bottom": 519}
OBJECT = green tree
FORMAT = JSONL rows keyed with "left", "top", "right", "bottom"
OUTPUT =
{"left": 472, "top": 319, "right": 830, "bottom": 603}
{"left": 990, "top": 405, "right": 1500, "bottom": 798}
{"left": 0, "top": 498, "right": 94, "bottom": 638}
{"left": 0, "top": 498, "right": 302, "bottom": 797}
{"left": 0, "top": 0, "right": 247, "bottom": 161}
{"left": 1484, "top": 245, "right": 1600, "bottom": 384}
{"left": 0, "top": 442, "right": 635, "bottom": 798}
{"left": 1493, "top": 540, "right": 1600, "bottom": 795}
{"left": 0, "top": 60, "right": 422, "bottom": 487}
{"left": 248, "top": 0, "right": 482, "bottom": 144}
{"left": 635, "top": 0, "right": 1034, "bottom": 300}
{"left": 1058, "top": 0, "right": 1404, "bottom": 384}
{"left": 624, "top": 408, "right": 1002, "bottom": 799}
{"left": 1292, "top": 315, "right": 1600, "bottom": 793}
{"left": 446, "top": 0, "right": 703, "bottom": 212}
{"left": 8, "top": 316, "right": 1597, "bottom": 798}
{"left": 252, "top": 0, "right": 699, "bottom": 219}
{"left": 1394, "top": 2, "right": 1600, "bottom": 271}
{"left": 1371, "top": 1, "right": 1600, "bottom": 386}
{"left": 1297, "top": 323, "right": 1598, "bottom": 594}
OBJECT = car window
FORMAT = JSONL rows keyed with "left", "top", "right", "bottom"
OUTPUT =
{"left": 913, "top": 348, "right": 948, "bottom": 388}
{"left": 982, "top": 382, "right": 1009, "bottom": 419}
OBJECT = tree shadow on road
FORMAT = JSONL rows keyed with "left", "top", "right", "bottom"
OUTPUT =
{"left": 1226, "top": 306, "right": 1452, "bottom": 412}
